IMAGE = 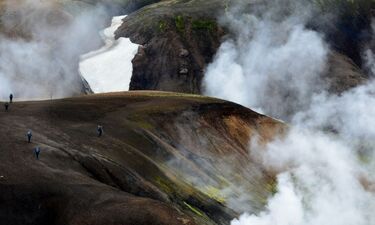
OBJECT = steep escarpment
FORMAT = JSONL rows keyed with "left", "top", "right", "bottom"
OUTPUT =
{"left": 116, "top": 0, "right": 226, "bottom": 94}
{"left": 116, "top": 0, "right": 371, "bottom": 95}
{"left": 0, "top": 92, "right": 284, "bottom": 225}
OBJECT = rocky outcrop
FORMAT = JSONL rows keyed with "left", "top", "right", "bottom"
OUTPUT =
{"left": 116, "top": 0, "right": 226, "bottom": 94}
{"left": 0, "top": 91, "right": 284, "bottom": 225}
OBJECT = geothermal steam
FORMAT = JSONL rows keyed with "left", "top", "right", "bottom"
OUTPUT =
{"left": 0, "top": 0, "right": 108, "bottom": 100}
{"left": 203, "top": 1, "right": 375, "bottom": 224}
{"left": 204, "top": 1, "right": 328, "bottom": 121}
{"left": 79, "top": 15, "right": 139, "bottom": 93}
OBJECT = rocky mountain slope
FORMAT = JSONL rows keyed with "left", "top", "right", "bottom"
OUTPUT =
{"left": 116, "top": 0, "right": 225, "bottom": 93}
{"left": 116, "top": 0, "right": 371, "bottom": 94}
{"left": 0, "top": 92, "right": 284, "bottom": 225}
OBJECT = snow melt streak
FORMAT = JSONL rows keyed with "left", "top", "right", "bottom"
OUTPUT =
{"left": 79, "top": 15, "right": 139, "bottom": 93}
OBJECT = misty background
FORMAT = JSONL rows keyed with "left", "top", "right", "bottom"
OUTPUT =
{"left": 0, "top": 0, "right": 112, "bottom": 100}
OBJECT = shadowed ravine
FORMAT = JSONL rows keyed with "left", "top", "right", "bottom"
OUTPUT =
{"left": 0, "top": 91, "right": 284, "bottom": 225}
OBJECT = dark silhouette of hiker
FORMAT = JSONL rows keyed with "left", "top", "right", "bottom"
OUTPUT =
{"left": 97, "top": 125, "right": 103, "bottom": 137}
{"left": 34, "top": 147, "right": 40, "bottom": 159}
{"left": 4, "top": 102, "right": 9, "bottom": 111}
{"left": 9, "top": 94, "right": 13, "bottom": 103}
{"left": 27, "top": 130, "right": 32, "bottom": 143}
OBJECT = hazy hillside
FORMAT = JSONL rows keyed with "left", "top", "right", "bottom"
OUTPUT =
{"left": 0, "top": 92, "right": 284, "bottom": 225}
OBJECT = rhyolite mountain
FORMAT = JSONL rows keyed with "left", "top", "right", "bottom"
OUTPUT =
{"left": 0, "top": 92, "right": 284, "bottom": 225}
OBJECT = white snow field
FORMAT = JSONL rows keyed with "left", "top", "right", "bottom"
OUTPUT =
{"left": 79, "top": 15, "right": 139, "bottom": 93}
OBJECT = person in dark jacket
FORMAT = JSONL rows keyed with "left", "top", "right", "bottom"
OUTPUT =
{"left": 34, "top": 147, "right": 40, "bottom": 159}
{"left": 27, "top": 130, "right": 32, "bottom": 143}
{"left": 4, "top": 102, "right": 9, "bottom": 111}
{"left": 9, "top": 94, "right": 13, "bottom": 103}
{"left": 97, "top": 125, "right": 103, "bottom": 137}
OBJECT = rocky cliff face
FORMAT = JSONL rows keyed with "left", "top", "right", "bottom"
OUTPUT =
{"left": 116, "top": 0, "right": 226, "bottom": 94}
{"left": 0, "top": 92, "right": 284, "bottom": 225}
{"left": 115, "top": 0, "right": 371, "bottom": 95}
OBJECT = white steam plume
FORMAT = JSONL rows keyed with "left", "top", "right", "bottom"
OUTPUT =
{"left": 0, "top": 0, "right": 110, "bottom": 101}
{"left": 204, "top": 0, "right": 328, "bottom": 121}
{"left": 203, "top": 0, "right": 375, "bottom": 224}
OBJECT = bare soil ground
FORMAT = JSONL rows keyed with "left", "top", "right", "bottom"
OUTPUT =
{"left": 0, "top": 91, "right": 284, "bottom": 225}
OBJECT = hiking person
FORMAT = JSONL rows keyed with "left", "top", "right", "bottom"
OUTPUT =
{"left": 34, "top": 147, "right": 40, "bottom": 159}
{"left": 4, "top": 102, "right": 9, "bottom": 111}
{"left": 9, "top": 94, "right": 13, "bottom": 103}
{"left": 27, "top": 130, "right": 32, "bottom": 143}
{"left": 97, "top": 125, "right": 103, "bottom": 137}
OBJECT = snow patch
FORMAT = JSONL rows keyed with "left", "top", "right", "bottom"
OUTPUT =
{"left": 79, "top": 15, "right": 139, "bottom": 93}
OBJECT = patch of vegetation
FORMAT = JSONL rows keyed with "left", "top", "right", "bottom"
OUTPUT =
{"left": 192, "top": 19, "right": 216, "bottom": 32}
{"left": 256, "top": 177, "right": 279, "bottom": 205}
{"left": 183, "top": 201, "right": 205, "bottom": 217}
{"left": 267, "top": 178, "right": 278, "bottom": 196}
{"left": 158, "top": 20, "right": 167, "bottom": 32}
{"left": 201, "top": 186, "right": 226, "bottom": 204}
{"left": 136, "top": 119, "right": 154, "bottom": 129}
{"left": 155, "top": 176, "right": 174, "bottom": 194}
{"left": 175, "top": 15, "right": 185, "bottom": 33}
{"left": 127, "top": 113, "right": 154, "bottom": 129}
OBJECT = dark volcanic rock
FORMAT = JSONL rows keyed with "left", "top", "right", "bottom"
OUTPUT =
{"left": 325, "top": 52, "right": 367, "bottom": 93}
{"left": 309, "top": 0, "right": 375, "bottom": 67}
{"left": 116, "top": 0, "right": 226, "bottom": 94}
{"left": 114, "top": 0, "right": 163, "bottom": 14}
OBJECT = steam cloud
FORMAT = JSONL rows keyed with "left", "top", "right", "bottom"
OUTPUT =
{"left": 203, "top": 0, "right": 375, "bottom": 224}
{"left": 0, "top": 0, "right": 111, "bottom": 101}
{"left": 204, "top": 0, "right": 329, "bottom": 121}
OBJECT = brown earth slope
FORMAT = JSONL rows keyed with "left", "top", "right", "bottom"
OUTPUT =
{"left": 0, "top": 91, "right": 284, "bottom": 225}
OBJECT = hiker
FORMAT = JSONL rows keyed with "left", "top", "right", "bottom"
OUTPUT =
{"left": 4, "top": 102, "right": 9, "bottom": 111}
{"left": 27, "top": 130, "right": 32, "bottom": 143}
{"left": 34, "top": 147, "right": 40, "bottom": 159}
{"left": 9, "top": 94, "right": 13, "bottom": 103}
{"left": 97, "top": 125, "right": 103, "bottom": 137}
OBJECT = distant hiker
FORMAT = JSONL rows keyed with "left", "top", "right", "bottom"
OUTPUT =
{"left": 4, "top": 102, "right": 9, "bottom": 111}
{"left": 97, "top": 125, "right": 103, "bottom": 137}
{"left": 27, "top": 130, "right": 32, "bottom": 143}
{"left": 34, "top": 147, "right": 41, "bottom": 159}
{"left": 9, "top": 94, "right": 13, "bottom": 103}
